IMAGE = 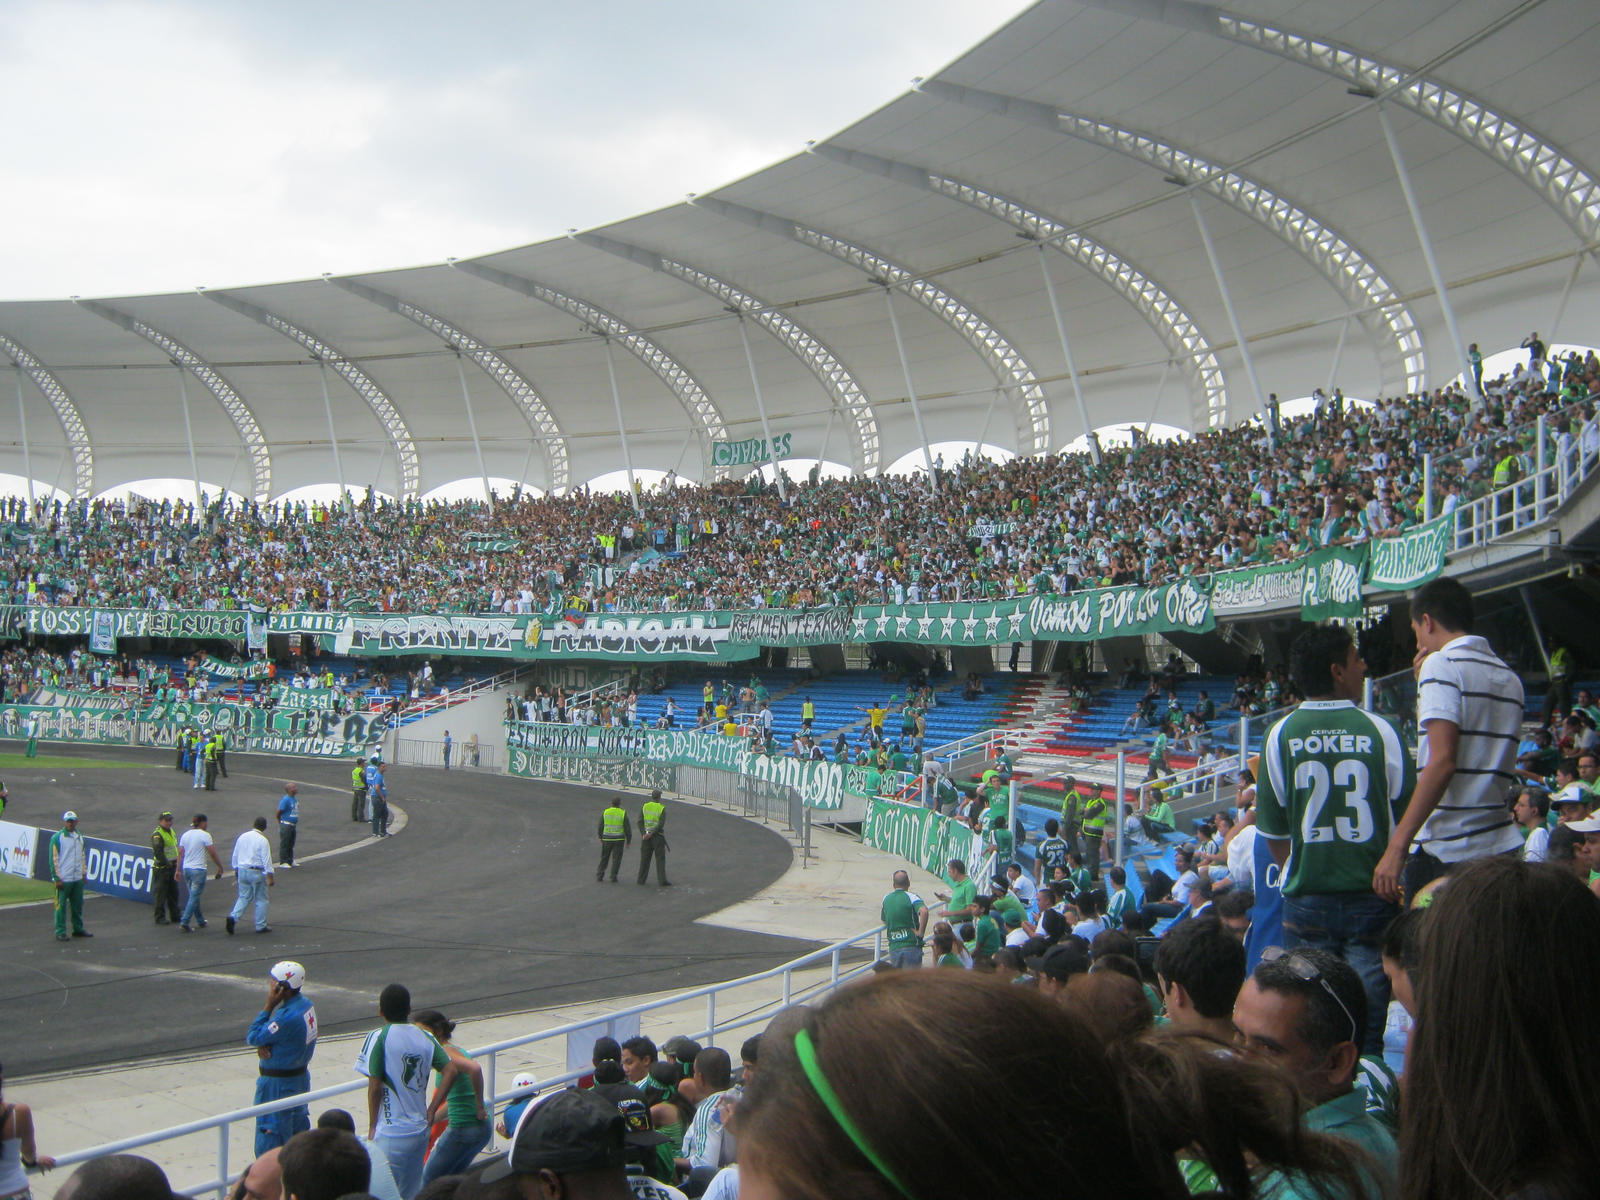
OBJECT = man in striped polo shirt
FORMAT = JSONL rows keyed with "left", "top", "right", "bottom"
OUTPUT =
{"left": 1373, "top": 578, "right": 1525, "bottom": 904}
{"left": 1257, "top": 624, "right": 1414, "bottom": 1054}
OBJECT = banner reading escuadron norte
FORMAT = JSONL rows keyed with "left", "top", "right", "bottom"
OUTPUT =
{"left": 1300, "top": 544, "right": 1369, "bottom": 620}
{"left": 861, "top": 798, "right": 984, "bottom": 886}
{"left": 0, "top": 704, "right": 136, "bottom": 745}
{"left": 711, "top": 431, "right": 792, "bottom": 468}
{"left": 1366, "top": 515, "right": 1453, "bottom": 591}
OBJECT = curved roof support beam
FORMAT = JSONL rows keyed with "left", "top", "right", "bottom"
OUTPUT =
{"left": 574, "top": 231, "right": 881, "bottom": 475}
{"left": 0, "top": 332, "right": 94, "bottom": 501}
{"left": 76, "top": 300, "right": 271, "bottom": 502}
{"left": 918, "top": 79, "right": 1427, "bottom": 398}
{"left": 326, "top": 277, "right": 568, "bottom": 494}
{"left": 1160, "top": 6, "right": 1600, "bottom": 244}
{"left": 448, "top": 260, "right": 731, "bottom": 480}
{"left": 691, "top": 195, "right": 1051, "bottom": 456}
{"left": 810, "top": 143, "right": 1229, "bottom": 430}
{"left": 202, "top": 291, "right": 421, "bottom": 500}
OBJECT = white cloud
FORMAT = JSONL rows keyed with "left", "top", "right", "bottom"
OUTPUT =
{"left": 0, "top": 0, "right": 1031, "bottom": 298}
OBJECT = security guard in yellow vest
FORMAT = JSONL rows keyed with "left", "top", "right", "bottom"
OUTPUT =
{"left": 213, "top": 729, "right": 228, "bottom": 778}
{"left": 351, "top": 761, "right": 368, "bottom": 822}
{"left": 1081, "top": 782, "right": 1110, "bottom": 881}
{"left": 636, "top": 789, "right": 671, "bottom": 887}
{"left": 597, "top": 798, "right": 632, "bottom": 883}
{"left": 150, "top": 810, "right": 181, "bottom": 924}
{"left": 203, "top": 733, "right": 220, "bottom": 791}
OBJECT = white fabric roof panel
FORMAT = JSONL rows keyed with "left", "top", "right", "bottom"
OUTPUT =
{"left": 4, "top": 0, "right": 1598, "bottom": 500}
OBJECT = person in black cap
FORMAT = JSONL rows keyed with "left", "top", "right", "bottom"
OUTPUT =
{"left": 477, "top": 1088, "right": 682, "bottom": 1199}
{"left": 1025, "top": 939, "right": 1090, "bottom": 999}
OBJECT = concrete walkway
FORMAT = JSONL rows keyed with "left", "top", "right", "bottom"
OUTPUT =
{"left": 14, "top": 821, "right": 934, "bottom": 1198}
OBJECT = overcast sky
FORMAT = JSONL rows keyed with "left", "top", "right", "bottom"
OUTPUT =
{"left": 1, "top": 0, "right": 1032, "bottom": 300}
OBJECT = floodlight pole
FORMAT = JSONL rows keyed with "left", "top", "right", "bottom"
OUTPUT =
{"left": 1143, "top": 358, "right": 1174, "bottom": 436}
{"left": 316, "top": 358, "right": 346, "bottom": 505}
{"left": 736, "top": 315, "right": 786, "bottom": 501}
{"left": 1189, "top": 193, "right": 1270, "bottom": 449}
{"left": 815, "top": 408, "right": 836, "bottom": 472}
{"left": 174, "top": 362, "right": 202, "bottom": 511}
{"left": 976, "top": 389, "right": 1001, "bottom": 452}
{"left": 13, "top": 365, "right": 34, "bottom": 518}
{"left": 453, "top": 351, "right": 493, "bottom": 512}
{"left": 601, "top": 336, "right": 643, "bottom": 517}
{"left": 1376, "top": 104, "right": 1478, "bottom": 405}
{"left": 1038, "top": 243, "right": 1098, "bottom": 465}
{"left": 882, "top": 286, "right": 939, "bottom": 492}
{"left": 1548, "top": 251, "right": 1590, "bottom": 346}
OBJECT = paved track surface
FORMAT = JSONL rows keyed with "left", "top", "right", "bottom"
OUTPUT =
{"left": 0, "top": 746, "right": 803, "bottom": 1076}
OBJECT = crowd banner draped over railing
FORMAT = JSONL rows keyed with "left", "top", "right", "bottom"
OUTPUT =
{"left": 199, "top": 655, "right": 273, "bottom": 680}
{"left": 860, "top": 797, "right": 984, "bottom": 885}
{"left": 0, "top": 517, "right": 1470, "bottom": 664}
{"left": 503, "top": 720, "right": 905, "bottom": 812}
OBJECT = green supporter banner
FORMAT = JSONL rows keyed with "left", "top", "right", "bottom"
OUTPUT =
{"left": 966, "top": 520, "right": 1019, "bottom": 539}
{"left": 269, "top": 685, "right": 344, "bottom": 711}
{"left": 462, "top": 534, "right": 520, "bottom": 553}
{"left": 860, "top": 798, "right": 983, "bottom": 885}
{"left": 1300, "top": 544, "right": 1369, "bottom": 621}
{"left": 851, "top": 579, "right": 1214, "bottom": 645}
{"left": 19, "top": 606, "right": 252, "bottom": 641}
{"left": 507, "top": 747, "right": 677, "bottom": 793}
{"left": 711, "top": 431, "right": 792, "bottom": 468}
{"left": 0, "top": 704, "right": 138, "bottom": 745}
{"left": 1367, "top": 516, "right": 1453, "bottom": 591}
{"left": 1212, "top": 559, "right": 1309, "bottom": 616}
{"left": 201, "top": 655, "right": 273, "bottom": 680}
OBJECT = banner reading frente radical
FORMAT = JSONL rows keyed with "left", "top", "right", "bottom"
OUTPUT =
{"left": 861, "top": 798, "right": 985, "bottom": 887}
{"left": 1366, "top": 514, "right": 1453, "bottom": 591}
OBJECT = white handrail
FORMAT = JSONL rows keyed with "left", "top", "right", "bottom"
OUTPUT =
{"left": 32, "top": 923, "right": 890, "bottom": 1198}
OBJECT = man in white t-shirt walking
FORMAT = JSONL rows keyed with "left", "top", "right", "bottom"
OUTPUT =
{"left": 354, "top": 983, "right": 465, "bottom": 1200}
{"left": 178, "top": 812, "right": 226, "bottom": 932}
{"left": 227, "top": 817, "right": 276, "bottom": 935}
{"left": 1374, "top": 578, "right": 1524, "bottom": 904}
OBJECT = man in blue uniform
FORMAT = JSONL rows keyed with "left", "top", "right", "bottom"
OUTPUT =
{"left": 246, "top": 959, "right": 318, "bottom": 1156}
{"left": 364, "top": 757, "right": 388, "bottom": 838}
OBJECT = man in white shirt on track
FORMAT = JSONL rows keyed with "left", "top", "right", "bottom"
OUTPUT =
{"left": 226, "top": 816, "right": 276, "bottom": 935}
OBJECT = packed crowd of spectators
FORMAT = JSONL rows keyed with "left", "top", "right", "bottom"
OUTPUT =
{"left": 1, "top": 348, "right": 1595, "bottom": 617}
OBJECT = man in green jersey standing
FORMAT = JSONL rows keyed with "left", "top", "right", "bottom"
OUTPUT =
{"left": 1256, "top": 625, "right": 1416, "bottom": 1054}
{"left": 880, "top": 870, "right": 928, "bottom": 968}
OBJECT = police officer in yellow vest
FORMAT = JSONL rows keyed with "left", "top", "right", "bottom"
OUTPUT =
{"left": 351, "top": 761, "right": 368, "bottom": 822}
{"left": 214, "top": 729, "right": 228, "bottom": 778}
{"left": 150, "top": 810, "right": 181, "bottom": 925}
{"left": 1081, "top": 781, "right": 1110, "bottom": 881}
{"left": 636, "top": 789, "right": 671, "bottom": 887}
{"left": 203, "top": 733, "right": 220, "bottom": 791}
{"left": 597, "top": 798, "right": 632, "bottom": 883}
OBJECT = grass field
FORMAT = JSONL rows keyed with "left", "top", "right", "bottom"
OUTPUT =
{"left": 0, "top": 752, "right": 154, "bottom": 770}
{"left": 0, "top": 874, "right": 55, "bottom": 906}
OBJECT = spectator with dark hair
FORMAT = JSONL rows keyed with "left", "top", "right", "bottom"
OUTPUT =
{"left": 227, "top": 1149, "right": 279, "bottom": 1200}
{"left": 1400, "top": 857, "right": 1600, "bottom": 1200}
{"left": 681, "top": 1046, "right": 737, "bottom": 1176}
{"left": 738, "top": 971, "right": 1375, "bottom": 1200}
{"left": 1154, "top": 917, "right": 1246, "bottom": 1043}
{"left": 411, "top": 1011, "right": 489, "bottom": 1185}
{"left": 1514, "top": 787, "right": 1552, "bottom": 861}
{"left": 1375, "top": 577, "right": 1523, "bottom": 902}
{"left": 1258, "top": 622, "right": 1415, "bottom": 1054}
{"left": 37, "top": 1152, "right": 169, "bottom": 1200}
{"left": 619, "top": 1037, "right": 657, "bottom": 1086}
{"left": 317, "top": 1109, "right": 402, "bottom": 1200}
{"left": 475, "top": 1089, "right": 636, "bottom": 1197}
{"left": 355, "top": 984, "right": 462, "bottom": 1200}
{"left": 1026, "top": 938, "right": 1090, "bottom": 999}
{"left": 1232, "top": 945, "right": 1396, "bottom": 1188}
{"left": 1064, "top": 968, "right": 1153, "bottom": 1043}
{"left": 281, "top": 1128, "right": 372, "bottom": 1200}
{"left": 1213, "top": 887, "right": 1254, "bottom": 941}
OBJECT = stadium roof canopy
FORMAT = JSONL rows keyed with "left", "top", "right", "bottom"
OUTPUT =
{"left": 5, "top": 0, "right": 1599, "bottom": 503}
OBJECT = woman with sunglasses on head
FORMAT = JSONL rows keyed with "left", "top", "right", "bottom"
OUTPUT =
{"left": 0, "top": 1065, "right": 54, "bottom": 1200}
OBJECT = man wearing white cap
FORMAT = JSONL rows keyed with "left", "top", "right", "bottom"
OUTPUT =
{"left": 246, "top": 960, "right": 318, "bottom": 1156}
{"left": 49, "top": 811, "right": 89, "bottom": 942}
{"left": 496, "top": 1072, "right": 540, "bottom": 1139}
